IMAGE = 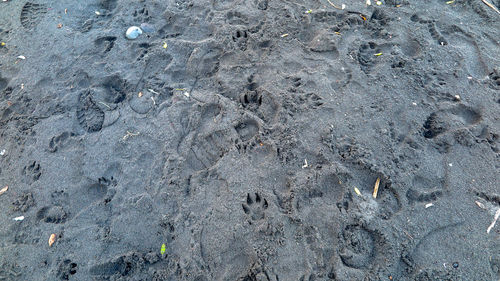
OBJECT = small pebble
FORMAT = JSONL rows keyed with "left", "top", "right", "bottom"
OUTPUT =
{"left": 452, "top": 262, "right": 459, "bottom": 268}
{"left": 126, "top": 26, "right": 143, "bottom": 40}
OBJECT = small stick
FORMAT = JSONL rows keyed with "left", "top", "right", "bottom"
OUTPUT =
{"left": 0, "top": 185, "right": 8, "bottom": 195}
{"left": 487, "top": 208, "right": 500, "bottom": 234}
{"left": 99, "top": 101, "right": 111, "bottom": 109}
{"left": 372, "top": 177, "right": 380, "bottom": 198}
{"left": 403, "top": 230, "right": 413, "bottom": 240}
{"left": 481, "top": 0, "right": 500, "bottom": 15}
{"left": 123, "top": 131, "right": 140, "bottom": 140}
{"left": 48, "top": 233, "right": 56, "bottom": 247}
{"left": 148, "top": 88, "right": 160, "bottom": 95}
{"left": 475, "top": 200, "right": 486, "bottom": 209}
{"left": 326, "top": 0, "right": 345, "bottom": 10}
{"left": 354, "top": 187, "right": 362, "bottom": 196}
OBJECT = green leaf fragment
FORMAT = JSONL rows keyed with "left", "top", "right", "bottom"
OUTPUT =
{"left": 161, "top": 243, "right": 166, "bottom": 255}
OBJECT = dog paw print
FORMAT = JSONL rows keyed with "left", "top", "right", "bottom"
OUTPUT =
{"left": 36, "top": 205, "right": 68, "bottom": 224}
{"left": 232, "top": 29, "right": 248, "bottom": 51}
{"left": 489, "top": 68, "right": 500, "bottom": 89}
{"left": 48, "top": 132, "right": 74, "bottom": 153}
{"left": 133, "top": 6, "right": 150, "bottom": 21}
{"left": 57, "top": 259, "right": 77, "bottom": 280}
{"left": 287, "top": 76, "right": 303, "bottom": 93}
{"left": 242, "top": 192, "right": 268, "bottom": 223}
{"left": 22, "top": 161, "right": 41, "bottom": 183}
{"left": 98, "top": 176, "right": 117, "bottom": 187}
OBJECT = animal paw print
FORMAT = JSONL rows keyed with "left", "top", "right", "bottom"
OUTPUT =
{"left": 422, "top": 105, "right": 481, "bottom": 139}
{"left": 242, "top": 192, "right": 268, "bottom": 223}
{"left": 489, "top": 68, "right": 500, "bottom": 89}
{"left": 94, "top": 36, "right": 116, "bottom": 54}
{"left": 287, "top": 76, "right": 303, "bottom": 93}
{"left": 99, "top": 75, "right": 128, "bottom": 104}
{"left": 232, "top": 29, "right": 248, "bottom": 51}
{"left": 22, "top": 160, "right": 41, "bottom": 183}
{"left": 235, "top": 118, "right": 259, "bottom": 143}
{"left": 301, "top": 93, "right": 324, "bottom": 109}
{"left": 338, "top": 225, "right": 375, "bottom": 269}
{"left": 12, "top": 192, "right": 35, "bottom": 212}
{"left": 57, "top": 259, "right": 78, "bottom": 280}
{"left": 98, "top": 176, "right": 117, "bottom": 187}
{"left": 36, "top": 205, "right": 67, "bottom": 224}
{"left": 48, "top": 132, "right": 74, "bottom": 153}
{"left": 136, "top": 43, "right": 151, "bottom": 62}
{"left": 133, "top": 6, "right": 150, "bottom": 21}
{"left": 358, "top": 42, "right": 387, "bottom": 74}
{"left": 239, "top": 87, "right": 279, "bottom": 124}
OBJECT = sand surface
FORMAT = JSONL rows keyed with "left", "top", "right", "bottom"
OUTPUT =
{"left": 0, "top": 0, "right": 499, "bottom": 280}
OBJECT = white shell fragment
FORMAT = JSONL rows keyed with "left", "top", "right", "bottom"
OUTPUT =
{"left": 126, "top": 26, "right": 143, "bottom": 40}
{"left": 13, "top": 216, "right": 25, "bottom": 221}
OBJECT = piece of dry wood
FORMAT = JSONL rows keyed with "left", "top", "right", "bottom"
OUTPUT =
{"left": 372, "top": 177, "right": 380, "bottom": 198}
{"left": 48, "top": 234, "right": 56, "bottom": 247}
{"left": 475, "top": 200, "right": 486, "bottom": 209}
{"left": 486, "top": 208, "right": 500, "bottom": 234}
{"left": 0, "top": 185, "right": 8, "bottom": 195}
{"left": 481, "top": 0, "right": 500, "bottom": 15}
{"left": 354, "top": 187, "right": 361, "bottom": 196}
{"left": 326, "top": 0, "right": 345, "bottom": 10}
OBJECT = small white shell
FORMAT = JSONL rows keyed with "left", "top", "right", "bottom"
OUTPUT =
{"left": 126, "top": 26, "right": 143, "bottom": 40}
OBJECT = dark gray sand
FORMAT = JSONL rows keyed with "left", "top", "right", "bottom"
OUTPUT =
{"left": 0, "top": 0, "right": 499, "bottom": 280}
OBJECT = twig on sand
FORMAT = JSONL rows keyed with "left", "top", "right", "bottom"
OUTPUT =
{"left": 481, "top": 0, "right": 500, "bottom": 15}
{"left": 486, "top": 207, "right": 500, "bottom": 234}
{"left": 354, "top": 187, "right": 362, "bottom": 196}
{"left": 98, "top": 101, "right": 111, "bottom": 109}
{"left": 48, "top": 233, "right": 56, "bottom": 247}
{"left": 475, "top": 200, "right": 486, "bottom": 209}
{"left": 0, "top": 185, "right": 8, "bottom": 196}
{"left": 372, "top": 177, "right": 380, "bottom": 198}
{"left": 148, "top": 88, "right": 160, "bottom": 95}
{"left": 122, "top": 131, "right": 140, "bottom": 140}
{"left": 403, "top": 230, "right": 413, "bottom": 240}
{"left": 326, "top": 0, "right": 345, "bottom": 10}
